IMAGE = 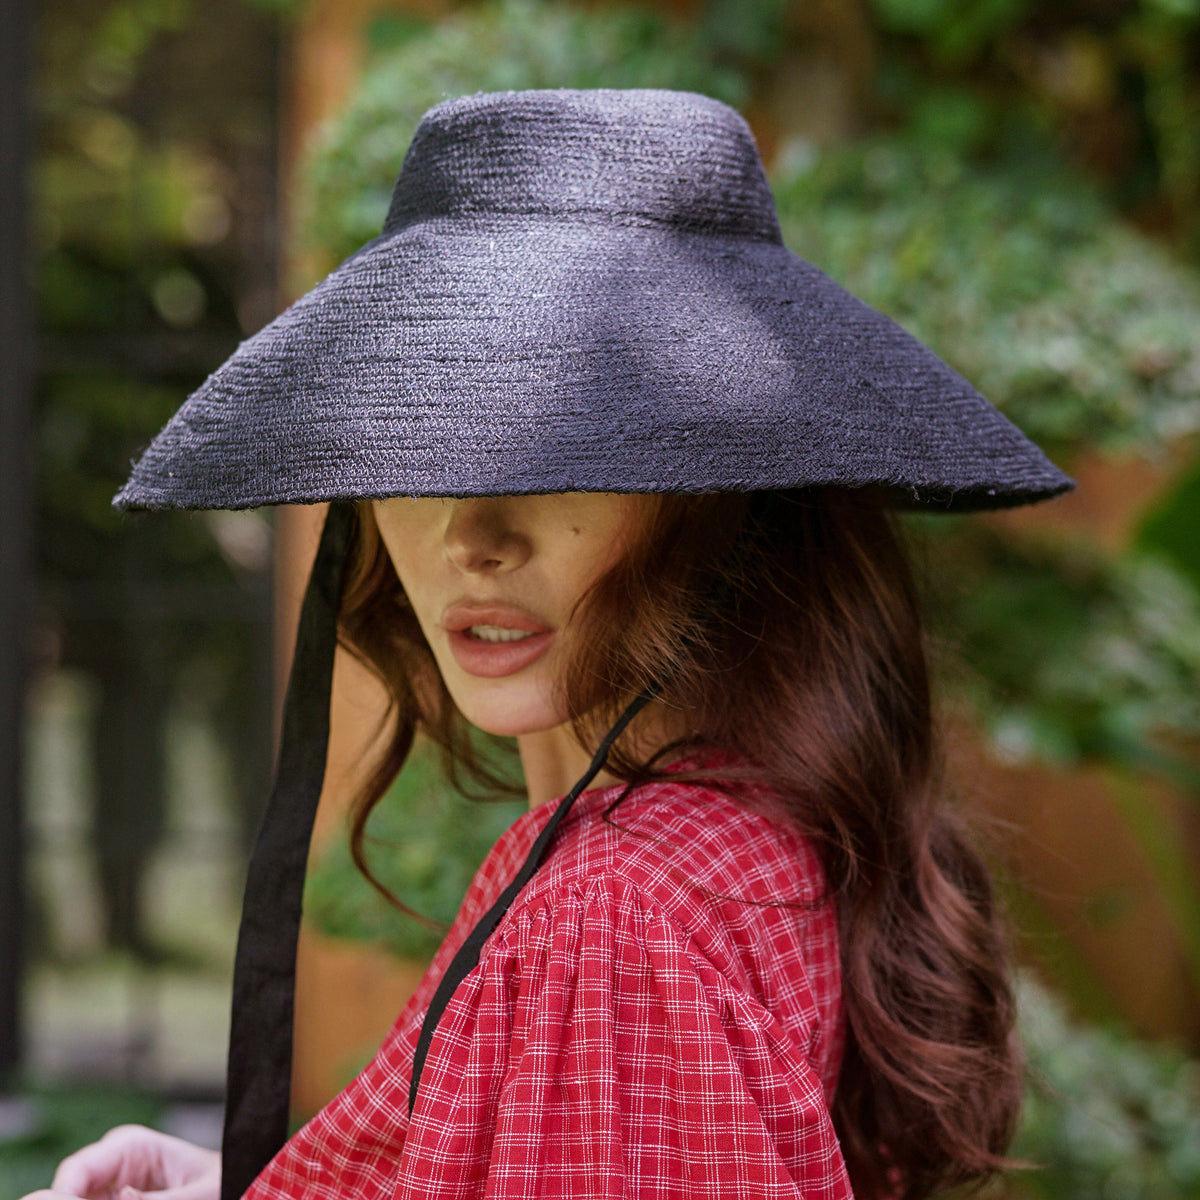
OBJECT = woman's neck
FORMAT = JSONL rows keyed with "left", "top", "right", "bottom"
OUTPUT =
{"left": 515, "top": 702, "right": 687, "bottom": 809}
{"left": 516, "top": 724, "right": 619, "bottom": 809}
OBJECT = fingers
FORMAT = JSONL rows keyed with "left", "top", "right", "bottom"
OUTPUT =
{"left": 133, "top": 1173, "right": 221, "bottom": 1200}
{"left": 51, "top": 1125, "right": 149, "bottom": 1195}
{"left": 49, "top": 1125, "right": 219, "bottom": 1199}
{"left": 115, "top": 1154, "right": 221, "bottom": 1200}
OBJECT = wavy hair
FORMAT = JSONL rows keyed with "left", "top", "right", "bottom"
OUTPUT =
{"left": 336, "top": 489, "right": 1021, "bottom": 1200}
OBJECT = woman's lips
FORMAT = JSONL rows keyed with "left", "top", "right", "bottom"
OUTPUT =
{"left": 442, "top": 604, "right": 554, "bottom": 678}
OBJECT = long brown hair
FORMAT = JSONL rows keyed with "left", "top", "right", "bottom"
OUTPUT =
{"left": 337, "top": 489, "right": 1022, "bottom": 1200}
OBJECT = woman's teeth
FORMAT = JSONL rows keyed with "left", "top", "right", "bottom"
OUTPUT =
{"left": 468, "top": 625, "right": 535, "bottom": 643}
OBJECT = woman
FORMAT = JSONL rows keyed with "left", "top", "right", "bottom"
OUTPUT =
{"left": 27, "top": 89, "right": 1072, "bottom": 1200}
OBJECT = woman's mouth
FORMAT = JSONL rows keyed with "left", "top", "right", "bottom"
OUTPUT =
{"left": 467, "top": 625, "right": 536, "bottom": 643}
{"left": 443, "top": 605, "right": 554, "bottom": 677}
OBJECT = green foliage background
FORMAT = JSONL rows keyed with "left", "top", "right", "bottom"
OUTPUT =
{"left": 1015, "top": 975, "right": 1200, "bottom": 1199}
{"left": 305, "top": 738, "right": 524, "bottom": 961}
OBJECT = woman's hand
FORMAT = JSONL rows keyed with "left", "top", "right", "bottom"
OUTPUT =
{"left": 20, "top": 1124, "right": 221, "bottom": 1200}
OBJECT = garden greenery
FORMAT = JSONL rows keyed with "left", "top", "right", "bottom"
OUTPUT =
{"left": 1015, "top": 975, "right": 1200, "bottom": 1199}
{"left": 306, "top": 738, "right": 523, "bottom": 962}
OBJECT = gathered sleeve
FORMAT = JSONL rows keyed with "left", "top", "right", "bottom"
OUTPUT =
{"left": 396, "top": 876, "right": 853, "bottom": 1200}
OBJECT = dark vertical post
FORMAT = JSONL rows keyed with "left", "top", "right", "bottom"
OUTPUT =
{"left": 0, "top": 0, "right": 32, "bottom": 1081}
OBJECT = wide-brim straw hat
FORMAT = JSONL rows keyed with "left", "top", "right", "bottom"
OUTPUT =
{"left": 117, "top": 88, "right": 1070, "bottom": 513}
{"left": 113, "top": 89, "right": 1072, "bottom": 1200}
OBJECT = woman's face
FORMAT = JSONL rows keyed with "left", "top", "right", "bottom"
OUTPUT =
{"left": 371, "top": 493, "right": 658, "bottom": 737}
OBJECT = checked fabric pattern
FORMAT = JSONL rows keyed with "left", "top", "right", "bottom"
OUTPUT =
{"left": 246, "top": 754, "right": 852, "bottom": 1199}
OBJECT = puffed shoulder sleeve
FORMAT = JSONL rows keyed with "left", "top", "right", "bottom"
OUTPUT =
{"left": 396, "top": 877, "right": 854, "bottom": 1200}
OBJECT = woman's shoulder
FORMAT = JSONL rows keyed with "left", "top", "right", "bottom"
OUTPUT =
{"left": 493, "top": 752, "right": 840, "bottom": 1019}
{"left": 477, "top": 752, "right": 844, "bottom": 1101}
{"left": 531, "top": 749, "right": 832, "bottom": 917}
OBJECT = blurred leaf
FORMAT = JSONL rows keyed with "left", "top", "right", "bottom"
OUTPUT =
{"left": 0, "top": 1086, "right": 161, "bottom": 1198}
{"left": 94, "top": 0, "right": 192, "bottom": 64}
{"left": 997, "top": 877, "right": 1124, "bottom": 1025}
{"left": 922, "top": 522, "right": 1200, "bottom": 766}
{"left": 700, "top": 0, "right": 790, "bottom": 65}
{"left": 869, "top": 0, "right": 955, "bottom": 33}
{"left": 904, "top": 86, "right": 993, "bottom": 156}
{"left": 1137, "top": 457, "right": 1200, "bottom": 594}
{"left": 363, "top": 12, "right": 433, "bottom": 54}
{"left": 38, "top": 247, "right": 130, "bottom": 328}
{"left": 1105, "top": 770, "right": 1200, "bottom": 993}
{"left": 868, "top": 0, "right": 1031, "bottom": 63}
{"left": 1140, "top": 0, "right": 1200, "bottom": 24}
{"left": 239, "top": 0, "right": 303, "bottom": 11}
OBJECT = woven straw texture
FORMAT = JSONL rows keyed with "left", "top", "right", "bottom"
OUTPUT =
{"left": 115, "top": 88, "right": 1072, "bottom": 513}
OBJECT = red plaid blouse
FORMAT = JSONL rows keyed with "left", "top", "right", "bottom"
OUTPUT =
{"left": 247, "top": 754, "right": 853, "bottom": 1198}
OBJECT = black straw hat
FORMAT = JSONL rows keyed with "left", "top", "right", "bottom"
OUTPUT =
{"left": 113, "top": 89, "right": 1072, "bottom": 1200}
{"left": 116, "top": 88, "right": 1071, "bottom": 513}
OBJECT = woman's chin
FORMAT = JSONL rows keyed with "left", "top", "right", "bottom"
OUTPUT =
{"left": 454, "top": 693, "right": 566, "bottom": 740}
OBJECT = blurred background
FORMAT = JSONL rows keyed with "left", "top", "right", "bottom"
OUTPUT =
{"left": 1, "top": 0, "right": 1199, "bottom": 1195}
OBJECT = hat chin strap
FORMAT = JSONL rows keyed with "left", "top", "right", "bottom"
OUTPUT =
{"left": 220, "top": 502, "right": 352, "bottom": 1200}
{"left": 218, "top": 500, "right": 659, "bottom": 1198}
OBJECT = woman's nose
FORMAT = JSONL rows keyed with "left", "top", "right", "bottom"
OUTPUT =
{"left": 442, "top": 498, "right": 533, "bottom": 575}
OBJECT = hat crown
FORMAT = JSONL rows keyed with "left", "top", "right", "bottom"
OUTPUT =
{"left": 382, "top": 89, "right": 783, "bottom": 243}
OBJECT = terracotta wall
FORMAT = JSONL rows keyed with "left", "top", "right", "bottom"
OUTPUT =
{"left": 967, "top": 450, "right": 1200, "bottom": 1043}
{"left": 953, "top": 735, "right": 1200, "bottom": 1041}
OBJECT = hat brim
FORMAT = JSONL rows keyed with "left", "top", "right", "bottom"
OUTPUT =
{"left": 116, "top": 216, "right": 1072, "bottom": 513}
